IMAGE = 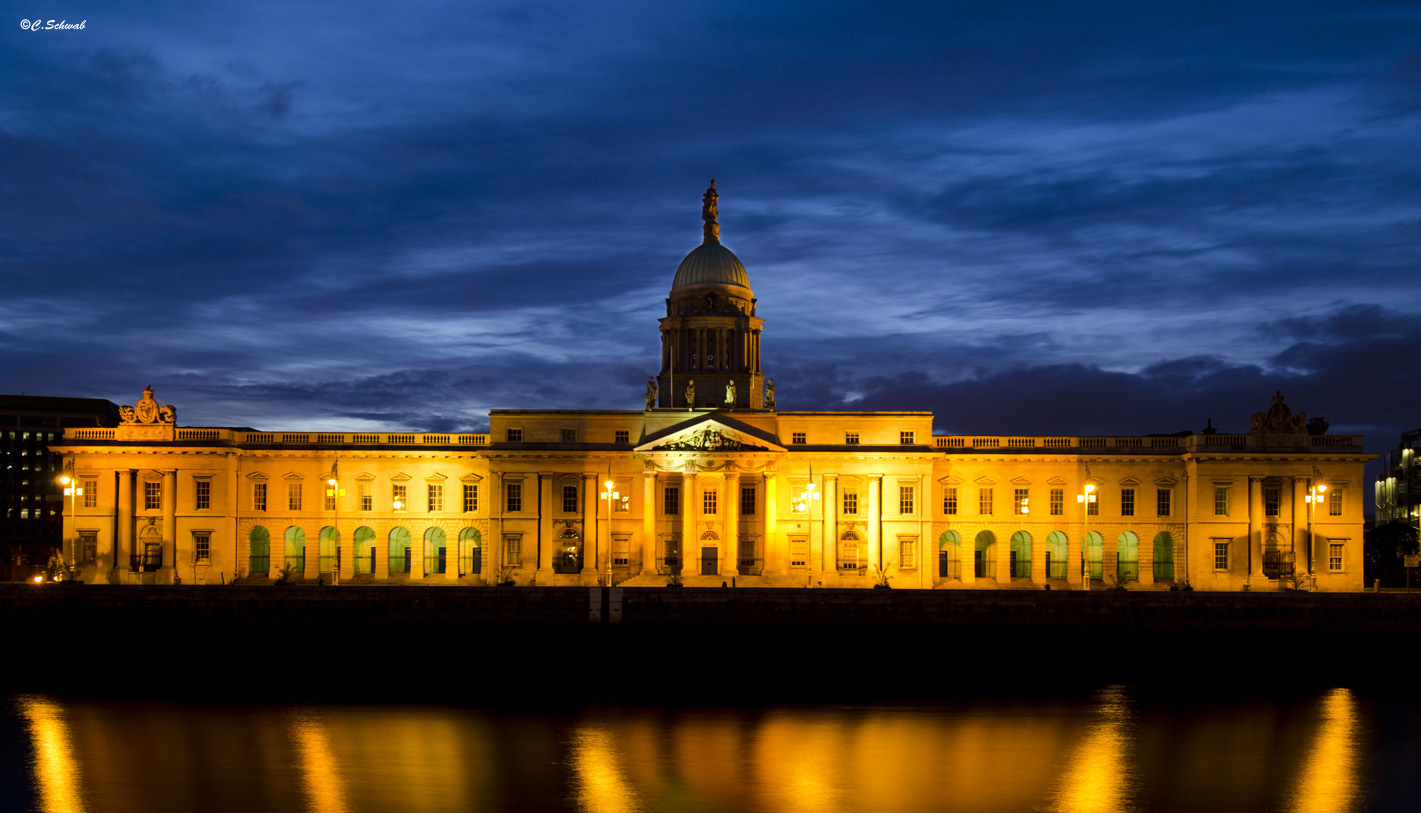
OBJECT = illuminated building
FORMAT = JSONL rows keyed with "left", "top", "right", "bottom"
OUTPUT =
{"left": 1374, "top": 428, "right": 1421, "bottom": 529}
{"left": 58, "top": 184, "right": 1368, "bottom": 590}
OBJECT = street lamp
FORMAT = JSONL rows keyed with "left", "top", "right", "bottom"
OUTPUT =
{"left": 1305, "top": 482, "right": 1328, "bottom": 589}
{"left": 57, "top": 472, "right": 83, "bottom": 579}
{"left": 326, "top": 476, "right": 346, "bottom": 585}
{"left": 1077, "top": 483, "right": 1096, "bottom": 591}
{"left": 600, "top": 479, "right": 619, "bottom": 587}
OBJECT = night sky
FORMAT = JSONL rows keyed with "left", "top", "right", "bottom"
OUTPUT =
{"left": 5, "top": 2, "right": 1419, "bottom": 454}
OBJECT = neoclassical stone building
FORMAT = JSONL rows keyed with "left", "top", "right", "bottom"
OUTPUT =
{"left": 59, "top": 184, "right": 1369, "bottom": 591}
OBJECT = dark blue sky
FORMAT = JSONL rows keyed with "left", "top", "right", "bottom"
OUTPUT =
{"left": 4, "top": 1, "right": 1419, "bottom": 452}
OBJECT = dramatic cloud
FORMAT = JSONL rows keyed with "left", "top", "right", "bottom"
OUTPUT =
{"left": 3, "top": 0, "right": 1419, "bottom": 493}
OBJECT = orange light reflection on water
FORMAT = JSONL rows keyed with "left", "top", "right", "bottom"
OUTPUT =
{"left": 17, "top": 695, "right": 87, "bottom": 813}
{"left": 1051, "top": 685, "right": 1133, "bottom": 813}
{"left": 290, "top": 711, "right": 350, "bottom": 813}
{"left": 1291, "top": 688, "right": 1362, "bottom": 813}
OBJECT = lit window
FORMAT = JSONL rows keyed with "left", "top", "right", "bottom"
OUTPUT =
{"left": 144, "top": 481, "right": 161, "bottom": 511}
{"left": 1214, "top": 541, "right": 1229, "bottom": 571}
{"left": 979, "top": 488, "right": 993, "bottom": 515}
{"left": 563, "top": 485, "right": 579, "bottom": 514}
{"left": 561, "top": 428, "right": 577, "bottom": 443}
{"left": 393, "top": 484, "right": 407, "bottom": 512}
{"left": 900, "top": 537, "right": 916, "bottom": 569}
{"left": 82, "top": 479, "right": 97, "bottom": 508}
{"left": 1014, "top": 488, "right": 1029, "bottom": 515}
{"left": 428, "top": 483, "right": 444, "bottom": 512}
{"left": 1049, "top": 488, "right": 1063, "bottom": 516}
{"left": 463, "top": 484, "right": 478, "bottom": 513}
{"left": 843, "top": 490, "right": 859, "bottom": 516}
{"left": 288, "top": 482, "right": 302, "bottom": 512}
{"left": 80, "top": 530, "right": 97, "bottom": 563}
{"left": 1329, "top": 489, "right": 1343, "bottom": 517}
{"left": 740, "top": 486, "right": 756, "bottom": 516}
{"left": 845, "top": 432, "right": 859, "bottom": 445}
{"left": 1157, "top": 488, "right": 1171, "bottom": 517}
{"left": 253, "top": 482, "right": 267, "bottom": 512}
{"left": 194, "top": 531, "right": 211, "bottom": 562}
{"left": 703, "top": 488, "right": 718, "bottom": 515}
{"left": 324, "top": 484, "right": 337, "bottom": 511}
{"left": 792, "top": 432, "right": 806, "bottom": 444}
{"left": 1329, "top": 542, "right": 1344, "bottom": 571}
{"left": 505, "top": 482, "right": 521, "bottom": 512}
{"left": 1264, "top": 486, "right": 1280, "bottom": 517}
{"left": 900, "top": 431, "right": 914, "bottom": 445}
{"left": 359, "top": 483, "right": 372, "bottom": 512}
{"left": 900, "top": 485, "right": 915, "bottom": 515}
{"left": 664, "top": 486, "right": 680, "bottom": 516}
{"left": 504, "top": 535, "right": 521, "bottom": 565}
{"left": 1121, "top": 488, "right": 1135, "bottom": 517}
{"left": 506, "top": 428, "right": 523, "bottom": 442}
{"left": 1214, "top": 487, "right": 1229, "bottom": 516}
{"left": 615, "top": 430, "right": 630, "bottom": 444}
{"left": 195, "top": 479, "right": 211, "bottom": 511}
{"left": 943, "top": 487, "right": 958, "bottom": 515}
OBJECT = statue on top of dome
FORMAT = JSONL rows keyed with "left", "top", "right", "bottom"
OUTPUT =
{"left": 725, "top": 380, "right": 736, "bottom": 406}
{"left": 685, "top": 380, "right": 696, "bottom": 408}
{"left": 702, "top": 179, "right": 719, "bottom": 244}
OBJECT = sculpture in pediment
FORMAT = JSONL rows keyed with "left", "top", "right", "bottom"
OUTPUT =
{"left": 657, "top": 427, "right": 764, "bottom": 452}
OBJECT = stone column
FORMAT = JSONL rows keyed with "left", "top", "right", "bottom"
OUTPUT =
{"left": 582, "top": 473, "right": 598, "bottom": 582}
{"left": 116, "top": 469, "right": 133, "bottom": 583}
{"left": 763, "top": 472, "right": 779, "bottom": 574}
{"left": 681, "top": 472, "right": 697, "bottom": 576}
{"left": 823, "top": 475, "right": 838, "bottom": 575}
{"left": 161, "top": 469, "right": 177, "bottom": 583}
{"left": 537, "top": 474, "right": 555, "bottom": 579}
{"left": 1292, "top": 477, "right": 1310, "bottom": 579}
{"left": 867, "top": 475, "right": 882, "bottom": 577}
{"left": 725, "top": 471, "right": 740, "bottom": 578}
{"left": 1248, "top": 476, "right": 1262, "bottom": 583}
{"left": 641, "top": 471, "right": 656, "bottom": 576}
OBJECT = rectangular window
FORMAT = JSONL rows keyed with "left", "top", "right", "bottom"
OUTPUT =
{"left": 504, "top": 535, "right": 521, "bottom": 565}
{"left": 428, "top": 484, "right": 444, "bottom": 513}
{"left": 253, "top": 482, "right": 267, "bottom": 512}
{"left": 979, "top": 487, "right": 993, "bottom": 515}
{"left": 324, "top": 485, "right": 337, "bottom": 512}
{"left": 613, "top": 485, "right": 629, "bottom": 513}
{"left": 1214, "top": 541, "right": 1229, "bottom": 571}
{"left": 1014, "top": 488, "right": 1029, "bottom": 515}
{"left": 1121, "top": 488, "right": 1135, "bottom": 517}
{"left": 506, "top": 428, "right": 523, "bottom": 442}
{"left": 360, "top": 483, "right": 372, "bottom": 512}
{"left": 463, "top": 483, "right": 478, "bottom": 513}
{"left": 1329, "top": 542, "right": 1344, "bottom": 571}
{"left": 562, "top": 484, "right": 579, "bottom": 514}
{"left": 845, "top": 432, "right": 859, "bottom": 445}
{"left": 703, "top": 488, "right": 718, "bottom": 515}
{"left": 900, "top": 431, "right": 914, "bottom": 445}
{"left": 1049, "top": 488, "right": 1063, "bottom": 516}
{"left": 789, "top": 536, "right": 808, "bottom": 568}
{"left": 664, "top": 486, "right": 679, "bottom": 516}
{"left": 561, "top": 428, "right": 577, "bottom": 443}
{"left": 505, "top": 482, "right": 522, "bottom": 513}
{"left": 792, "top": 432, "right": 806, "bottom": 444}
{"left": 1157, "top": 488, "right": 1171, "bottom": 517}
{"left": 80, "top": 530, "right": 97, "bottom": 564}
{"left": 740, "top": 486, "right": 756, "bottom": 516}
{"left": 944, "top": 487, "right": 958, "bottom": 515}
{"left": 899, "top": 485, "right": 915, "bottom": 515}
{"left": 900, "top": 537, "right": 916, "bottom": 569}
{"left": 843, "top": 490, "right": 859, "bottom": 516}
{"left": 1214, "top": 487, "right": 1230, "bottom": 516}
{"left": 287, "top": 482, "right": 302, "bottom": 512}
{"left": 393, "top": 484, "right": 407, "bottom": 512}
{"left": 615, "top": 429, "right": 630, "bottom": 444}
{"left": 1329, "top": 489, "right": 1343, "bottom": 517}
{"left": 195, "top": 479, "right": 211, "bottom": 511}
{"left": 1264, "top": 486, "right": 1280, "bottom": 517}
{"left": 144, "top": 481, "right": 161, "bottom": 511}
{"left": 194, "top": 531, "right": 211, "bottom": 562}
{"left": 82, "top": 479, "right": 97, "bottom": 508}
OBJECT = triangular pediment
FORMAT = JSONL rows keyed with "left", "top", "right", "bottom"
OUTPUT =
{"left": 636, "top": 414, "right": 784, "bottom": 453}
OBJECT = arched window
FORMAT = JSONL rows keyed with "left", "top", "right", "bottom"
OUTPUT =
{"left": 353, "top": 526, "right": 376, "bottom": 575}
{"left": 938, "top": 530, "right": 961, "bottom": 579}
{"left": 249, "top": 526, "right": 270, "bottom": 576}
{"left": 1085, "top": 531, "right": 1103, "bottom": 581}
{"left": 555, "top": 527, "right": 582, "bottom": 574}
{"left": 1262, "top": 531, "right": 1289, "bottom": 579}
{"left": 318, "top": 526, "right": 339, "bottom": 575}
{"left": 1153, "top": 532, "right": 1174, "bottom": 581}
{"left": 974, "top": 530, "right": 997, "bottom": 579}
{"left": 424, "top": 527, "right": 447, "bottom": 575}
{"left": 838, "top": 531, "right": 863, "bottom": 573}
{"left": 459, "top": 527, "right": 482, "bottom": 577}
{"left": 1010, "top": 531, "right": 1033, "bottom": 579}
{"left": 284, "top": 526, "right": 305, "bottom": 574}
{"left": 389, "top": 527, "right": 411, "bottom": 575}
{"left": 1046, "top": 531, "right": 1068, "bottom": 579}
{"left": 1117, "top": 531, "right": 1139, "bottom": 582}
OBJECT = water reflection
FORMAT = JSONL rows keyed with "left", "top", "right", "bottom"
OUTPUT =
{"left": 1291, "top": 688, "right": 1362, "bottom": 813}
{"left": 17, "top": 695, "right": 87, "bottom": 813}
{"left": 4, "top": 689, "right": 1387, "bottom": 812}
{"left": 1053, "top": 685, "right": 1134, "bottom": 813}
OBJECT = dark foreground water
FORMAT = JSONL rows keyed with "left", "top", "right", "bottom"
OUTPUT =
{"left": 5, "top": 686, "right": 1420, "bottom": 813}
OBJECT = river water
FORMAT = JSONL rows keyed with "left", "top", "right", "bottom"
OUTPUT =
{"left": 5, "top": 686, "right": 1419, "bottom": 812}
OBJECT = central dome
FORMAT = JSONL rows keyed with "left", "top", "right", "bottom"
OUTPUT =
{"left": 672, "top": 241, "right": 750, "bottom": 291}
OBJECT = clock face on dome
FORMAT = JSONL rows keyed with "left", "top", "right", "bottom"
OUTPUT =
{"left": 702, "top": 292, "right": 719, "bottom": 310}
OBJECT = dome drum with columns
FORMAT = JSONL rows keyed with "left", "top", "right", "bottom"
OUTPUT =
{"left": 655, "top": 180, "right": 767, "bottom": 410}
